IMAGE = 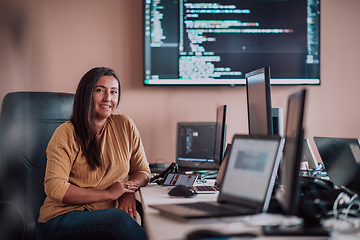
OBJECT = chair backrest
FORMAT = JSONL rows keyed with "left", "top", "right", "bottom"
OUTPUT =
{"left": 0, "top": 91, "right": 74, "bottom": 239}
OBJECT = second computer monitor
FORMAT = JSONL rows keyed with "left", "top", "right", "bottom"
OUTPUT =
{"left": 176, "top": 122, "right": 218, "bottom": 171}
{"left": 245, "top": 67, "right": 273, "bottom": 135}
{"left": 214, "top": 105, "right": 227, "bottom": 166}
{"left": 275, "top": 89, "right": 306, "bottom": 215}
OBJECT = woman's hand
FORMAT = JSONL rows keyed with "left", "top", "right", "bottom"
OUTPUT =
{"left": 118, "top": 192, "right": 137, "bottom": 219}
{"left": 107, "top": 181, "right": 138, "bottom": 201}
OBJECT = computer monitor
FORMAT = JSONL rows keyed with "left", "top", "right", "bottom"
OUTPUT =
{"left": 214, "top": 105, "right": 227, "bottom": 166}
{"left": 176, "top": 122, "right": 218, "bottom": 171}
{"left": 143, "top": 0, "right": 321, "bottom": 86}
{"left": 245, "top": 67, "right": 273, "bottom": 135}
{"left": 275, "top": 89, "right": 306, "bottom": 215}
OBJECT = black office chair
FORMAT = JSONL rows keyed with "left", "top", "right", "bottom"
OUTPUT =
{"left": 0, "top": 92, "right": 74, "bottom": 240}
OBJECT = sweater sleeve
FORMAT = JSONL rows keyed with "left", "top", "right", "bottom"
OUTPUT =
{"left": 123, "top": 116, "right": 151, "bottom": 179}
{"left": 44, "top": 122, "right": 78, "bottom": 203}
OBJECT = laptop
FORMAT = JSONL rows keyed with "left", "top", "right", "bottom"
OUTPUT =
{"left": 314, "top": 137, "right": 360, "bottom": 193}
{"left": 192, "top": 143, "right": 231, "bottom": 193}
{"left": 149, "top": 134, "right": 285, "bottom": 222}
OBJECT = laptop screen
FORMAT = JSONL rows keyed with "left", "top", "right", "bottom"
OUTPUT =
{"left": 314, "top": 137, "right": 360, "bottom": 193}
{"left": 214, "top": 143, "right": 231, "bottom": 189}
{"left": 220, "top": 135, "right": 284, "bottom": 210}
{"left": 302, "top": 139, "right": 318, "bottom": 170}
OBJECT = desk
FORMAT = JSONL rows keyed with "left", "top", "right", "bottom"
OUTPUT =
{"left": 139, "top": 181, "right": 335, "bottom": 240}
{"left": 139, "top": 183, "right": 360, "bottom": 240}
{"left": 139, "top": 183, "right": 255, "bottom": 240}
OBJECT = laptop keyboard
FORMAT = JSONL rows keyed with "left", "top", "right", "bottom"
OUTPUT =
{"left": 193, "top": 185, "right": 217, "bottom": 191}
{"left": 179, "top": 202, "right": 228, "bottom": 212}
{"left": 178, "top": 202, "right": 253, "bottom": 214}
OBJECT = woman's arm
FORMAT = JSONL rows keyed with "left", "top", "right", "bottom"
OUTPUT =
{"left": 129, "top": 172, "right": 149, "bottom": 187}
{"left": 116, "top": 116, "right": 150, "bottom": 218}
{"left": 62, "top": 181, "right": 138, "bottom": 205}
{"left": 118, "top": 172, "right": 149, "bottom": 219}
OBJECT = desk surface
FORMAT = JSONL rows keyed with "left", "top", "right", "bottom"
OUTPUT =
{"left": 139, "top": 183, "right": 257, "bottom": 240}
{"left": 139, "top": 181, "right": 339, "bottom": 240}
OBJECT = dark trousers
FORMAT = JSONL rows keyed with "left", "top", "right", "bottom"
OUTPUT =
{"left": 35, "top": 208, "right": 147, "bottom": 240}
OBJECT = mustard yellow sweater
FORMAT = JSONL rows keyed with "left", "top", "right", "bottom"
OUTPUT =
{"left": 38, "top": 114, "right": 150, "bottom": 223}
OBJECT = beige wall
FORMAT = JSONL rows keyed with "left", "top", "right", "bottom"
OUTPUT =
{"left": 1, "top": 0, "right": 359, "bottom": 165}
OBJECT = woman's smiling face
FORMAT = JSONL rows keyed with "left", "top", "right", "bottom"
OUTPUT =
{"left": 93, "top": 75, "right": 119, "bottom": 121}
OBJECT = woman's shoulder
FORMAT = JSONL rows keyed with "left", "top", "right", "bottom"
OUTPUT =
{"left": 55, "top": 121, "right": 75, "bottom": 133}
{"left": 49, "top": 121, "right": 76, "bottom": 144}
{"left": 109, "top": 114, "right": 135, "bottom": 126}
{"left": 108, "top": 114, "right": 138, "bottom": 132}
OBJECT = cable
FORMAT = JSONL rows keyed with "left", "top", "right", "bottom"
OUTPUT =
{"left": 332, "top": 192, "right": 350, "bottom": 219}
{"left": 343, "top": 196, "right": 360, "bottom": 221}
{"left": 325, "top": 192, "right": 360, "bottom": 233}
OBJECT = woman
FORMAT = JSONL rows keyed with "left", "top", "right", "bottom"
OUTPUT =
{"left": 36, "top": 67, "right": 150, "bottom": 240}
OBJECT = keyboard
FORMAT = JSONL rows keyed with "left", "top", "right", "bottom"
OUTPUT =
{"left": 178, "top": 202, "right": 228, "bottom": 212}
{"left": 177, "top": 202, "right": 255, "bottom": 215}
{"left": 193, "top": 185, "right": 218, "bottom": 192}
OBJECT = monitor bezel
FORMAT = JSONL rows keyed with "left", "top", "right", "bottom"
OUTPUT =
{"left": 275, "top": 89, "right": 306, "bottom": 216}
{"left": 214, "top": 105, "right": 227, "bottom": 166}
{"left": 245, "top": 67, "right": 273, "bottom": 135}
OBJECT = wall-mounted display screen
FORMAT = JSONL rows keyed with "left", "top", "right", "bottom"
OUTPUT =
{"left": 144, "top": 0, "right": 320, "bottom": 86}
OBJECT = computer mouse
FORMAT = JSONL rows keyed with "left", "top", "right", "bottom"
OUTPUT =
{"left": 168, "top": 185, "right": 198, "bottom": 198}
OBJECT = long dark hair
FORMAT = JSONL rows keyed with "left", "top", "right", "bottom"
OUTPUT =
{"left": 70, "top": 67, "right": 121, "bottom": 170}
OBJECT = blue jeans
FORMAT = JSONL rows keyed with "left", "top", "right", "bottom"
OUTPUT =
{"left": 35, "top": 208, "right": 147, "bottom": 240}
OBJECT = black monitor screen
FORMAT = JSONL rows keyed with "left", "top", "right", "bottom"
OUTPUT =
{"left": 275, "top": 89, "right": 306, "bottom": 215}
{"left": 314, "top": 137, "right": 360, "bottom": 194}
{"left": 214, "top": 105, "right": 227, "bottom": 166}
{"left": 144, "top": 0, "right": 320, "bottom": 86}
{"left": 246, "top": 67, "right": 273, "bottom": 135}
{"left": 176, "top": 122, "right": 218, "bottom": 170}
